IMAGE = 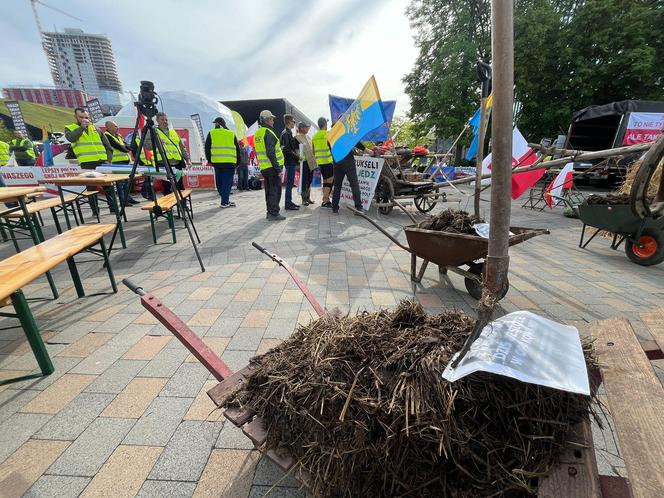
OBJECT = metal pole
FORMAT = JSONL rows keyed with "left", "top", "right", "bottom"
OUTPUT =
{"left": 474, "top": 97, "right": 488, "bottom": 217}
{"left": 484, "top": 0, "right": 514, "bottom": 299}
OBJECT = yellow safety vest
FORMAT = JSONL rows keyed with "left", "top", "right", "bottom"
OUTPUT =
{"left": 155, "top": 128, "right": 182, "bottom": 163}
{"left": 133, "top": 135, "right": 150, "bottom": 164}
{"left": 0, "top": 141, "right": 9, "bottom": 165}
{"left": 104, "top": 131, "right": 130, "bottom": 163}
{"left": 312, "top": 130, "right": 333, "bottom": 165}
{"left": 10, "top": 138, "right": 37, "bottom": 159}
{"left": 65, "top": 123, "right": 107, "bottom": 163}
{"left": 208, "top": 128, "right": 237, "bottom": 164}
{"left": 254, "top": 127, "right": 284, "bottom": 170}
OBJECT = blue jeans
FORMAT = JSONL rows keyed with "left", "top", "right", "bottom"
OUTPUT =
{"left": 237, "top": 165, "right": 249, "bottom": 190}
{"left": 285, "top": 163, "right": 297, "bottom": 206}
{"left": 214, "top": 166, "right": 234, "bottom": 205}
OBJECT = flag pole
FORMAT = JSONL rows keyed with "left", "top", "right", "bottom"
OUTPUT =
{"left": 473, "top": 97, "right": 488, "bottom": 217}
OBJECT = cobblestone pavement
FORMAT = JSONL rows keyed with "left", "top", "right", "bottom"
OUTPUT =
{"left": 1, "top": 185, "right": 662, "bottom": 497}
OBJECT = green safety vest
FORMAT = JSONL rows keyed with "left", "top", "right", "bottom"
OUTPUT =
{"left": 312, "top": 130, "right": 333, "bottom": 165}
{"left": 0, "top": 141, "right": 9, "bottom": 165}
{"left": 133, "top": 135, "right": 149, "bottom": 164}
{"left": 10, "top": 138, "right": 37, "bottom": 159}
{"left": 254, "top": 127, "right": 284, "bottom": 170}
{"left": 208, "top": 128, "right": 237, "bottom": 164}
{"left": 155, "top": 128, "right": 182, "bottom": 162}
{"left": 65, "top": 123, "right": 107, "bottom": 163}
{"left": 104, "top": 131, "right": 130, "bottom": 163}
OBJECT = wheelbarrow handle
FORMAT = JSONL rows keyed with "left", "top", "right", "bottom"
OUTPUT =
{"left": 122, "top": 278, "right": 146, "bottom": 296}
{"left": 251, "top": 241, "right": 267, "bottom": 254}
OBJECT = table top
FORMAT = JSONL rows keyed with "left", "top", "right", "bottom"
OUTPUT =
{"left": 40, "top": 174, "right": 143, "bottom": 186}
{"left": 0, "top": 186, "right": 47, "bottom": 202}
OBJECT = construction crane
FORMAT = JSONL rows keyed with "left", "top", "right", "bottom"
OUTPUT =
{"left": 30, "top": 0, "right": 83, "bottom": 39}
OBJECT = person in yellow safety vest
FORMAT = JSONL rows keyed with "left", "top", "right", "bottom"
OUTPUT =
{"left": 0, "top": 140, "right": 9, "bottom": 166}
{"left": 205, "top": 117, "right": 241, "bottom": 208}
{"left": 65, "top": 107, "right": 112, "bottom": 169}
{"left": 9, "top": 130, "right": 37, "bottom": 166}
{"left": 131, "top": 132, "right": 155, "bottom": 201}
{"left": 143, "top": 112, "right": 191, "bottom": 196}
{"left": 254, "top": 109, "right": 285, "bottom": 221}
{"left": 104, "top": 120, "right": 138, "bottom": 205}
{"left": 312, "top": 117, "right": 334, "bottom": 208}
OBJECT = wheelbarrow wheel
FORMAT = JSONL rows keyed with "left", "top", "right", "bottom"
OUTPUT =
{"left": 414, "top": 195, "right": 437, "bottom": 213}
{"left": 376, "top": 179, "right": 394, "bottom": 215}
{"left": 464, "top": 263, "right": 509, "bottom": 300}
{"left": 625, "top": 229, "right": 664, "bottom": 266}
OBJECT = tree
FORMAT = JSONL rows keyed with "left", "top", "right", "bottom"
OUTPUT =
{"left": 404, "top": 0, "right": 664, "bottom": 141}
{"left": 388, "top": 116, "right": 432, "bottom": 148}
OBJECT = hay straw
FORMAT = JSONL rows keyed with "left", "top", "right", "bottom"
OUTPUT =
{"left": 418, "top": 209, "right": 483, "bottom": 234}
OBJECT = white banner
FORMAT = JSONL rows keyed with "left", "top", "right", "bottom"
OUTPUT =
{"left": 622, "top": 112, "right": 664, "bottom": 145}
{"left": 5, "top": 100, "right": 29, "bottom": 138}
{"left": 1, "top": 165, "right": 82, "bottom": 195}
{"left": 443, "top": 311, "right": 590, "bottom": 395}
{"left": 338, "top": 156, "right": 384, "bottom": 210}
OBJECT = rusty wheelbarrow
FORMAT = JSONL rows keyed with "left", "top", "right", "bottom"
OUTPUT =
{"left": 122, "top": 242, "right": 324, "bottom": 483}
{"left": 349, "top": 205, "right": 549, "bottom": 299}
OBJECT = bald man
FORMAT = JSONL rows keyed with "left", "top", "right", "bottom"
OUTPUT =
{"left": 104, "top": 121, "right": 138, "bottom": 205}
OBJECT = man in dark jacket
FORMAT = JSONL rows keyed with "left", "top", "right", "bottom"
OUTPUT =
{"left": 205, "top": 117, "right": 242, "bottom": 208}
{"left": 332, "top": 142, "right": 370, "bottom": 213}
{"left": 279, "top": 114, "right": 300, "bottom": 210}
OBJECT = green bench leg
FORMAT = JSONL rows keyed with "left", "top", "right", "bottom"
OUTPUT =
{"left": 99, "top": 238, "right": 118, "bottom": 293}
{"left": 30, "top": 214, "right": 59, "bottom": 300}
{"left": 50, "top": 207, "right": 63, "bottom": 234}
{"left": 66, "top": 256, "right": 85, "bottom": 298}
{"left": 0, "top": 221, "right": 8, "bottom": 242}
{"left": 149, "top": 211, "right": 157, "bottom": 244}
{"left": 105, "top": 186, "right": 126, "bottom": 248}
{"left": 0, "top": 290, "right": 55, "bottom": 385}
{"left": 168, "top": 210, "right": 176, "bottom": 244}
{"left": 76, "top": 200, "right": 85, "bottom": 224}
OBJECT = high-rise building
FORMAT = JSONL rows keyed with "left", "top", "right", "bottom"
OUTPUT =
{"left": 2, "top": 86, "right": 91, "bottom": 108}
{"left": 42, "top": 28, "right": 122, "bottom": 112}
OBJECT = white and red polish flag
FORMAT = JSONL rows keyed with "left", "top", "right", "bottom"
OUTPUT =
{"left": 544, "top": 162, "right": 574, "bottom": 208}
{"left": 480, "top": 127, "right": 545, "bottom": 199}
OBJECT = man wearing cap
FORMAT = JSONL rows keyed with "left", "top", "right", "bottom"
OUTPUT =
{"left": 254, "top": 110, "right": 285, "bottom": 221}
{"left": 295, "top": 121, "right": 316, "bottom": 205}
{"left": 144, "top": 112, "right": 191, "bottom": 196}
{"left": 280, "top": 114, "right": 301, "bottom": 210}
{"left": 206, "top": 117, "right": 241, "bottom": 208}
{"left": 104, "top": 120, "right": 138, "bottom": 205}
{"left": 312, "top": 117, "right": 334, "bottom": 207}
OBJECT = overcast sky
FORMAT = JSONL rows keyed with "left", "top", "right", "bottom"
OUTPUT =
{"left": 2, "top": 0, "right": 419, "bottom": 120}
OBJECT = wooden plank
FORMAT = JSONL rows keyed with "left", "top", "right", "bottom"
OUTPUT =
{"left": 0, "top": 194, "right": 79, "bottom": 218}
{"left": 640, "top": 309, "right": 664, "bottom": 350}
{"left": 141, "top": 190, "right": 192, "bottom": 211}
{"left": 592, "top": 317, "right": 664, "bottom": 498}
{"left": 42, "top": 174, "right": 143, "bottom": 186}
{"left": 640, "top": 340, "right": 664, "bottom": 361}
{"left": 242, "top": 417, "right": 267, "bottom": 447}
{"left": 599, "top": 475, "right": 633, "bottom": 498}
{"left": 206, "top": 365, "right": 255, "bottom": 407}
{"left": 223, "top": 407, "right": 255, "bottom": 427}
{"left": 0, "top": 186, "right": 47, "bottom": 202}
{"left": 538, "top": 420, "right": 600, "bottom": 497}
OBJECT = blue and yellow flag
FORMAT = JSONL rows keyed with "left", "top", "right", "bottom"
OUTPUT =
{"left": 327, "top": 76, "right": 387, "bottom": 161}
{"left": 465, "top": 94, "right": 493, "bottom": 161}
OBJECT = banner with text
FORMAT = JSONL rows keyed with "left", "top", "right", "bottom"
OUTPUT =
{"left": 622, "top": 112, "right": 664, "bottom": 145}
{"left": 5, "top": 100, "right": 29, "bottom": 138}
{"left": 338, "top": 156, "right": 384, "bottom": 210}
{"left": 0, "top": 165, "right": 82, "bottom": 195}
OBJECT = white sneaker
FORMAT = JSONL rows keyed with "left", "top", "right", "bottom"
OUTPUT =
{"left": 220, "top": 203, "right": 231, "bottom": 209}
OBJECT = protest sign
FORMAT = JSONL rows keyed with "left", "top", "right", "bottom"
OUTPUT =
{"left": 337, "top": 156, "right": 384, "bottom": 210}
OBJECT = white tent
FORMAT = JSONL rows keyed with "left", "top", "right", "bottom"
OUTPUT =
{"left": 115, "top": 90, "right": 235, "bottom": 137}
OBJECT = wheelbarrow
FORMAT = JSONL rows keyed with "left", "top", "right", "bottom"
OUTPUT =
{"left": 577, "top": 203, "right": 664, "bottom": 266}
{"left": 349, "top": 205, "right": 549, "bottom": 299}
{"left": 122, "top": 241, "right": 324, "bottom": 483}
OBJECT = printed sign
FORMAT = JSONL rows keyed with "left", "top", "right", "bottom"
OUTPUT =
{"left": 443, "top": 311, "right": 590, "bottom": 395}
{"left": 86, "top": 98, "right": 104, "bottom": 123}
{"left": 190, "top": 114, "right": 206, "bottom": 150}
{"left": 622, "top": 112, "right": 664, "bottom": 145}
{"left": 5, "top": 100, "right": 29, "bottom": 138}
{"left": 0, "top": 165, "right": 82, "bottom": 195}
{"left": 338, "top": 156, "right": 384, "bottom": 210}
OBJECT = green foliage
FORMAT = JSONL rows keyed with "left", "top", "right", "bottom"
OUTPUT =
{"left": 389, "top": 116, "right": 433, "bottom": 148}
{"left": 0, "top": 99, "right": 74, "bottom": 137}
{"left": 0, "top": 121, "right": 11, "bottom": 143}
{"left": 404, "top": 0, "right": 664, "bottom": 141}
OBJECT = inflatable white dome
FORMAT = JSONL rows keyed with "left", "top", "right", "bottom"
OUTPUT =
{"left": 116, "top": 90, "right": 235, "bottom": 136}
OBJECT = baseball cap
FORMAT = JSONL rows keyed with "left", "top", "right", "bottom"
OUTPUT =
{"left": 260, "top": 110, "right": 276, "bottom": 120}
{"left": 317, "top": 117, "right": 328, "bottom": 129}
{"left": 297, "top": 121, "right": 310, "bottom": 129}
{"left": 212, "top": 117, "right": 226, "bottom": 125}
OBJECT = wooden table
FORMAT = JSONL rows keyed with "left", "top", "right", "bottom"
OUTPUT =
{"left": 44, "top": 174, "right": 143, "bottom": 249}
{"left": 0, "top": 186, "right": 58, "bottom": 298}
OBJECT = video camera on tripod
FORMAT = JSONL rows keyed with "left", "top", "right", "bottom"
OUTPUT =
{"left": 136, "top": 80, "right": 159, "bottom": 119}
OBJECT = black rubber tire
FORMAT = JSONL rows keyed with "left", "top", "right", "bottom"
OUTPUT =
{"left": 625, "top": 229, "right": 664, "bottom": 266}
{"left": 414, "top": 195, "right": 437, "bottom": 213}
{"left": 376, "top": 179, "right": 394, "bottom": 215}
{"left": 463, "top": 263, "right": 509, "bottom": 300}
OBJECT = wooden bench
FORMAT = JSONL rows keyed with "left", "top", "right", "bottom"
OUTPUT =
{"left": 141, "top": 190, "right": 192, "bottom": 244}
{"left": 539, "top": 313, "right": 664, "bottom": 497}
{"left": 0, "top": 224, "right": 117, "bottom": 386}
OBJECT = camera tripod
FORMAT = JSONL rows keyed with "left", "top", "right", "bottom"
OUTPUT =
{"left": 106, "top": 105, "right": 205, "bottom": 273}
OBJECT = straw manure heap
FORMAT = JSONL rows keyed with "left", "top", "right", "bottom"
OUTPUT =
{"left": 223, "top": 301, "right": 598, "bottom": 497}
{"left": 584, "top": 193, "right": 631, "bottom": 205}
{"left": 418, "top": 209, "right": 484, "bottom": 234}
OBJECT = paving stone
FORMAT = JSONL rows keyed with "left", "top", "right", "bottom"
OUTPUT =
{"left": 0, "top": 389, "right": 40, "bottom": 424}
{"left": 248, "top": 485, "right": 306, "bottom": 497}
{"left": 47, "top": 321, "right": 98, "bottom": 345}
{"left": 92, "top": 313, "right": 141, "bottom": 333}
{"left": 193, "top": 449, "right": 259, "bottom": 498}
{"left": 137, "top": 479, "right": 197, "bottom": 498}
{"left": 69, "top": 345, "right": 129, "bottom": 375}
{"left": 160, "top": 363, "right": 209, "bottom": 397}
{"left": 207, "top": 317, "right": 244, "bottom": 337}
{"left": 139, "top": 348, "right": 189, "bottom": 378}
{"left": 85, "top": 360, "right": 148, "bottom": 394}
{"left": 86, "top": 304, "right": 129, "bottom": 322}
{"left": 185, "top": 337, "right": 229, "bottom": 363}
{"left": 222, "top": 302, "right": 254, "bottom": 318}
{"left": 184, "top": 380, "right": 223, "bottom": 422}
{"left": 252, "top": 456, "right": 301, "bottom": 487}
{"left": 215, "top": 420, "right": 255, "bottom": 450}
{"left": 0, "top": 413, "right": 52, "bottom": 464}
{"left": 80, "top": 445, "right": 163, "bottom": 498}
{"left": 21, "top": 374, "right": 96, "bottom": 415}
{"left": 55, "top": 333, "right": 113, "bottom": 358}
{"left": 47, "top": 417, "right": 135, "bottom": 477}
{"left": 101, "top": 377, "right": 167, "bottom": 419}
{"left": 10, "top": 356, "right": 82, "bottom": 391}
{"left": 188, "top": 308, "right": 223, "bottom": 327}
{"left": 220, "top": 350, "right": 255, "bottom": 373}
{"left": 263, "top": 318, "right": 296, "bottom": 340}
{"left": 123, "top": 396, "right": 193, "bottom": 446}
{"left": 123, "top": 336, "right": 172, "bottom": 360}
{"left": 25, "top": 475, "right": 91, "bottom": 498}
{"left": 149, "top": 420, "right": 223, "bottom": 481}
{"left": 0, "top": 439, "right": 70, "bottom": 498}
{"left": 227, "top": 328, "right": 264, "bottom": 351}
{"left": 36, "top": 392, "right": 115, "bottom": 440}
